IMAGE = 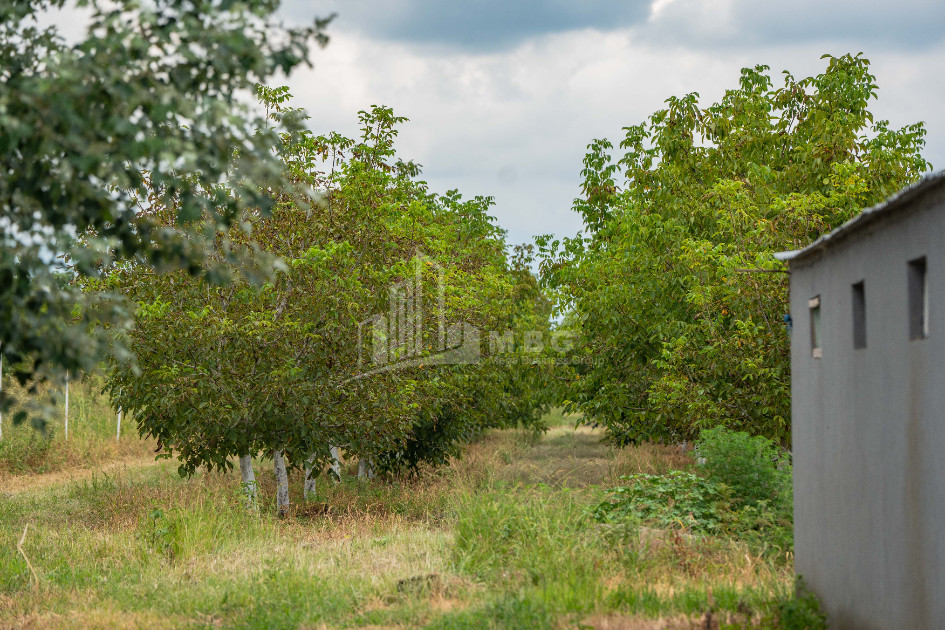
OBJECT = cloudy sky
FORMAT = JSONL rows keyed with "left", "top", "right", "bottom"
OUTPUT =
{"left": 45, "top": 1, "right": 945, "bottom": 246}
{"left": 268, "top": 0, "right": 945, "bottom": 246}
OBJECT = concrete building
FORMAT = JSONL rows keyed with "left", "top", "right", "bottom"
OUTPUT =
{"left": 776, "top": 171, "right": 945, "bottom": 629}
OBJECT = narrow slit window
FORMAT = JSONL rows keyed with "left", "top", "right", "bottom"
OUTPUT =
{"left": 852, "top": 281, "right": 866, "bottom": 349}
{"left": 908, "top": 257, "right": 928, "bottom": 340}
{"left": 809, "top": 295, "right": 822, "bottom": 358}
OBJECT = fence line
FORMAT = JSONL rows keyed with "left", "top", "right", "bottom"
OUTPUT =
{"left": 64, "top": 371, "right": 69, "bottom": 440}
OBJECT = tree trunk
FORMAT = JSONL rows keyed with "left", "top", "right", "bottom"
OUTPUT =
{"left": 358, "top": 458, "right": 375, "bottom": 480}
{"left": 304, "top": 454, "right": 318, "bottom": 500}
{"left": 329, "top": 445, "right": 341, "bottom": 483}
{"left": 239, "top": 454, "right": 258, "bottom": 509}
{"left": 273, "top": 449, "right": 289, "bottom": 517}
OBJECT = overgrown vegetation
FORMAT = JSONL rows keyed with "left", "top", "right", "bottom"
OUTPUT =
{"left": 1, "top": 411, "right": 815, "bottom": 629}
{"left": 540, "top": 53, "right": 931, "bottom": 445}
{"left": 5, "top": 24, "right": 917, "bottom": 626}
{"left": 696, "top": 426, "right": 791, "bottom": 510}
{"left": 0, "top": 0, "right": 331, "bottom": 420}
{"left": 593, "top": 428, "right": 794, "bottom": 564}
{"left": 0, "top": 376, "right": 151, "bottom": 478}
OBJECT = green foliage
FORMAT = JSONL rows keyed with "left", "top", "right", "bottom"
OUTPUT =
{"left": 594, "top": 444, "right": 794, "bottom": 557}
{"left": 724, "top": 582, "right": 828, "bottom": 630}
{"left": 592, "top": 471, "right": 728, "bottom": 533}
{"left": 737, "top": 503, "right": 794, "bottom": 555}
{"left": 107, "top": 89, "right": 549, "bottom": 494}
{"left": 540, "top": 54, "right": 931, "bottom": 443}
{"left": 766, "top": 588, "right": 828, "bottom": 630}
{"left": 697, "top": 426, "right": 790, "bottom": 509}
{"left": 0, "top": 0, "right": 330, "bottom": 423}
{"left": 694, "top": 427, "right": 794, "bottom": 556}
{"left": 139, "top": 508, "right": 174, "bottom": 558}
{"left": 452, "top": 485, "right": 603, "bottom": 614}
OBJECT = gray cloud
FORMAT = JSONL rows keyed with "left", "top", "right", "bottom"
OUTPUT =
{"left": 641, "top": 0, "right": 945, "bottom": 51}
{"left": 284, "top": 0, "right": 945, "bottom": 53}
{"left": 735, "top": 1, "right": 945, "bottom": 49}
{"left": 282, "top": 0, "right": 652, "bottom": 50}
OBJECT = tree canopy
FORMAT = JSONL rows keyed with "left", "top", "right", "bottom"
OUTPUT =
{"left": 540, "top": 54, "right": 931, "bottom": 444}
{"left": 0, "top": 0, "right": 330, "bottom": 422}
{"left": 105, "top": 92, "right": 550, "bottom": 510}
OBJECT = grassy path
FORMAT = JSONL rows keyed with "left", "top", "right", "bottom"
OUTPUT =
{"left": 4, "top": 454, "right": 165, "bottom": 496}
{"left": 0, "top": 418, "right": 792, "bottom": 629}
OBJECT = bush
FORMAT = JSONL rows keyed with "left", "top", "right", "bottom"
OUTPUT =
{"left": 592, "top": 471, "right": 729, "bottom": 533}
{"left": 726, "top": 581, "right": 828, "bottom": 630}
{"left": 696, "top": 426, "right": 790, "bottom": 509}
{"left": 593, "top": 450, "right": 794, "bottom": 556}
{"left": 725, "top": 500, "right": 794, "bottom": 559}
{"left": 769, "top": 588, "right": 828, "bottom": 630}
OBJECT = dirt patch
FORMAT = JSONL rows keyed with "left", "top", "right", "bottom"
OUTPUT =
{"left": 5, "top": 609, "right": 186, "bottom": 630}
{"left": 581, "top": 612, "right": 737, "bottom": 630}
{"left": 1, "top": 454, "right": 163, "bottom": 495}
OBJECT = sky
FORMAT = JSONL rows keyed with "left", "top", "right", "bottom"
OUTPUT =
{"left": 47, "top": 1, "right": 945, "bottom": 246}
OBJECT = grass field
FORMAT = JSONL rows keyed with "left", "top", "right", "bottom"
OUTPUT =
{"left": 0, "top": 377, "right": 153, "bottom": 480}
{"left": 0, "top": 404, "right": 796, "bottom": 629}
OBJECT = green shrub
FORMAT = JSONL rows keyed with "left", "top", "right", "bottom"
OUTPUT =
{"left": 592, "top": 464, "right": 794, "bottom": 556}
{"left": 725, "top": 581, "right": 827, "bottom": 630}
{"left": 592, "top": 471, "right": 729, "bottom": 533}
{"left": 696, "top": 427, "right": 790, "bottom": 509}
{"left": 769, "top": 588, "right": 828, "bottom": 630}
{"left": 726, "top": 500, "right": 794, "bottom": 559}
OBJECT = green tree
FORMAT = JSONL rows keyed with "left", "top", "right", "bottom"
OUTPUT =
{"left": 0, "top": 0, "right": 330, "bottom": 423}
{"left": 541, "top": 54, "right": 930, "bottom": 444}
{"left": 108, "top": 94, "right": 535, "bottom": 511}
{"left": 377, "top": 244, "right": 556, "bottom": 474}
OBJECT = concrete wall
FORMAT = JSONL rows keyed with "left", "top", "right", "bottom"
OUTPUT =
{"left": 790, "top": 184, "right": 945, "bottom": 629}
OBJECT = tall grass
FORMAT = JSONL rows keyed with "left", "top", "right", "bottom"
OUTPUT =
{"left": 0, "top": 373, "right": 151, "bottom": 477}
{"left": 0, "top": 414, "right": 800, "bottom": 628}
{"left": 451, "top": 483, "right": 606, "bottom": 614}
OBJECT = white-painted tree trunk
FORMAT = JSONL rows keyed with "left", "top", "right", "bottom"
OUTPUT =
{"left": 64, "top": 371, "right": 69, "bottom": 440}
{"left": 304, "top": 454, "right": 318, "bottom": 500}
{"left": 329, "top": 445, "right": 341, "bottom": 483}
{"left": 357, "top": 458, "right": 375, "bottom": 480}
{"left": 239, "top": 454, "right": 258, "bottom": 509}
{"left": 273, "top": 449, "right": 289, "bottom": 517}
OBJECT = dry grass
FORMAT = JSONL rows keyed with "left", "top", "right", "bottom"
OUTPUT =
{"left": 4, "top": 453, "right": 160, "bottom": 495}
{"left": 581, "top": 611, "right": 760, "bottom": 630}
{"left": 443, "top": 424, "right": 693, "bottom": 490}
{"left": 0, "top": 376, "right": 155, "bottom": 480}
{"left": 0, "top": 412, "right": 794, "bottom": 629}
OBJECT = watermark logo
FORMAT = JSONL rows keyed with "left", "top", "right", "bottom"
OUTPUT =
{"left": 356, "top": 255, "right": 480, "bottom": 378}
{"left": 353, "top": 253, "right": 601, "bottom": 380}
